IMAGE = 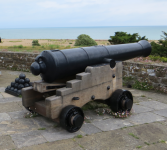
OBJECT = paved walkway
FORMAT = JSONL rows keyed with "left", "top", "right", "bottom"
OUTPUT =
{"left": 0, "top": 86, "right": 167, "bottom": 150}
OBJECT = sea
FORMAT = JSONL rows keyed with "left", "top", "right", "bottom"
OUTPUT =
{"left": 0, "top": 26, "right": 167, "bottom": 40}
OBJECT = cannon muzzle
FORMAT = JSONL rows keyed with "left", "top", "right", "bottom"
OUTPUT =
{"left": 31, "top": 40, "right": 151, "bottom": 82}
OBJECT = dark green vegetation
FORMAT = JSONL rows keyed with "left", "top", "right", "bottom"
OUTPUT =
{"left": 133, "top": 80, "right": 153, "bottom": 91}
{"left": 32, "top": 40, "right": 40, "bottom": 46}
{"left": 108, "top": 31, "right": 167, "bottom": 62}
{"left": 144, "top": 142, "right": 150, "bottom": 145}
{"left": 75, "top": 34, "right": 97, "bottom": 46}
{"left": 38, "top": 128, "right": 46, "bottom": 130}
{"left": 8, "top": 45, "right": 24, "bottom": 48}
{"left": 81, "top": 101, "right": 109, "bottom": 111}
{"left": 159, "top": 140, "right": 166, "bottom": 143}
{"left": 75, "top": 135, "right": 83, "bottom": 138}
{"left": 128, "top": 133, "right": 140, "bottom": 139}
{"left": 123, "top": 76, "right": 153, "bottom": 91}
{"left": 136, "top": 145, "right": 142, "bottom": 149}
{"left": 108, "top": 32, "right": 147, "bottom": 44}
{"left": 151, "top": 31, "right": 167, "bottom": 57}
{"left": 149, "top": 55, "right": 167, "bottom": 62}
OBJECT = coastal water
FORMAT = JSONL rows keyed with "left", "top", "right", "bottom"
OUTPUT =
{"left": 0, "top": 26, "right": 166, "bottom": 40}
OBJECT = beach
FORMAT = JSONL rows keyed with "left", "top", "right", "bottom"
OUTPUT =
{"left": 0, "top": 39, "right": 110, "bottom": 47}
{"left": 0, "top": 39, "right": 110, "bottom": 53}
{"left": 0, "top": 39, "right": 158, "bottom": 47}
{"left": 0, "top": 39, "right": 159, "bottom": 54}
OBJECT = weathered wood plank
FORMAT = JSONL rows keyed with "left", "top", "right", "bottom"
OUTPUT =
{"left": 45, "top": 96, "right": 63, "bottom": 119}
{"left": 34, "top": 100, "right": 46, "bottom": 117}
{"left": 33, "top": 80, "right": 66, "bottom": 93}
{"left": 22, "top": 87, "right": 44, "bottom": 107}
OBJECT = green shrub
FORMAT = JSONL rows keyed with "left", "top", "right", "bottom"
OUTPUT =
{"left": 149, "top": 55, "right": 160, "bottom": 61}
{"left": 32, "top": 40, "right": 40, "bottom": 46}
{"left": 18, "top": 45, "right": 23, "bottom": 48}
{"left": 108, "top": 32, "right": 148, "bottom": 44}
{"left": 150, "top": 31, "right": 167, "bottom": 57}
{"left": 74, "top": 34, "right": 97, "bottom": 46}
{"left": 65, "top": 45, "right": 71, "bottom": 49}
{"left": 10, "top": 45, "right": 23, "bottom": 48}
{"left": 49, "top": 45, "right": 60, "bottom": 49}
{"left": 149, "top": 55, "right": 167, "bottom": 62}
{"left": 132, "top": 80, "right": 153, "bottom": 90}
{"left": 161, "top": 57, "right": 167, "bottom": 62}
{"left": 54, "top": 45, "right": 60, "bottom": 49}
{"left": 49, "top": 45, "right": 54, "bottom": 49}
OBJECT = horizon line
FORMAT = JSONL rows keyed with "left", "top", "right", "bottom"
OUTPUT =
{"left": 0, "top": 25, "right": 167, "bottom": 29}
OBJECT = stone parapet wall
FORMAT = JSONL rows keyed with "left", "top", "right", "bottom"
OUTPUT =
{"left": 0, "top": 52, "right": 38, "bottom": 72}
{"left": 123, "top": 62, "right": 167, "bottom": 93}
{"left": 0, "top": 52, "right": 167, "bottom": 93}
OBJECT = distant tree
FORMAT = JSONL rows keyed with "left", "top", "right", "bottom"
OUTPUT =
{"left": 108, "top": 32, "right": 148, "bottom": 44}
{"left": 150, "top": 31, "right": 167, "bottom": 57}
{"left": 32, "top": 40, "right": 40, "bottom": 46}
{"left": 75, "top": 34, "right": 97, "bottom": 46}
{"left": 159, "top": 31, "right": 167, "bottom": 46}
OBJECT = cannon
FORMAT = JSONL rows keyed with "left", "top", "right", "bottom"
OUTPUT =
{"left": 22, "top": 40, "right": 152, "bottom": 132}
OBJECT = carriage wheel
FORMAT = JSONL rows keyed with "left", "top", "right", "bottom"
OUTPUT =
{"left": 109, "top": 89, "right": 133, "bottom": 112}
{"left": 59, "top": 105, "right": 84, "bottom": 133}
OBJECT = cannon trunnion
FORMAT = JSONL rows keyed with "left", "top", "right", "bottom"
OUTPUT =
{"left": 22, "top": 41, "right": 152, "bottom": 132}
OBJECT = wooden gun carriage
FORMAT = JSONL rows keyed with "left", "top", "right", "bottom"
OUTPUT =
{"left": 22, "top": 40, "right": 152, "bottom": 132}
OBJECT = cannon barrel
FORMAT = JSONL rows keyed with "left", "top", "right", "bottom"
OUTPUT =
{"left": 31, "top": 40, "right": 152, "bottom": 83}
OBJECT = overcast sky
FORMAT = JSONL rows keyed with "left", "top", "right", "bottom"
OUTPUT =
{"left": 0, "top": 0, "right": 167, "bottom": 28}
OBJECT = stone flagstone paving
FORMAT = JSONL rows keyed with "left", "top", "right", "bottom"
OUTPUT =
{"left": 0, "top": 87, "right": 167, "bottom": 149}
